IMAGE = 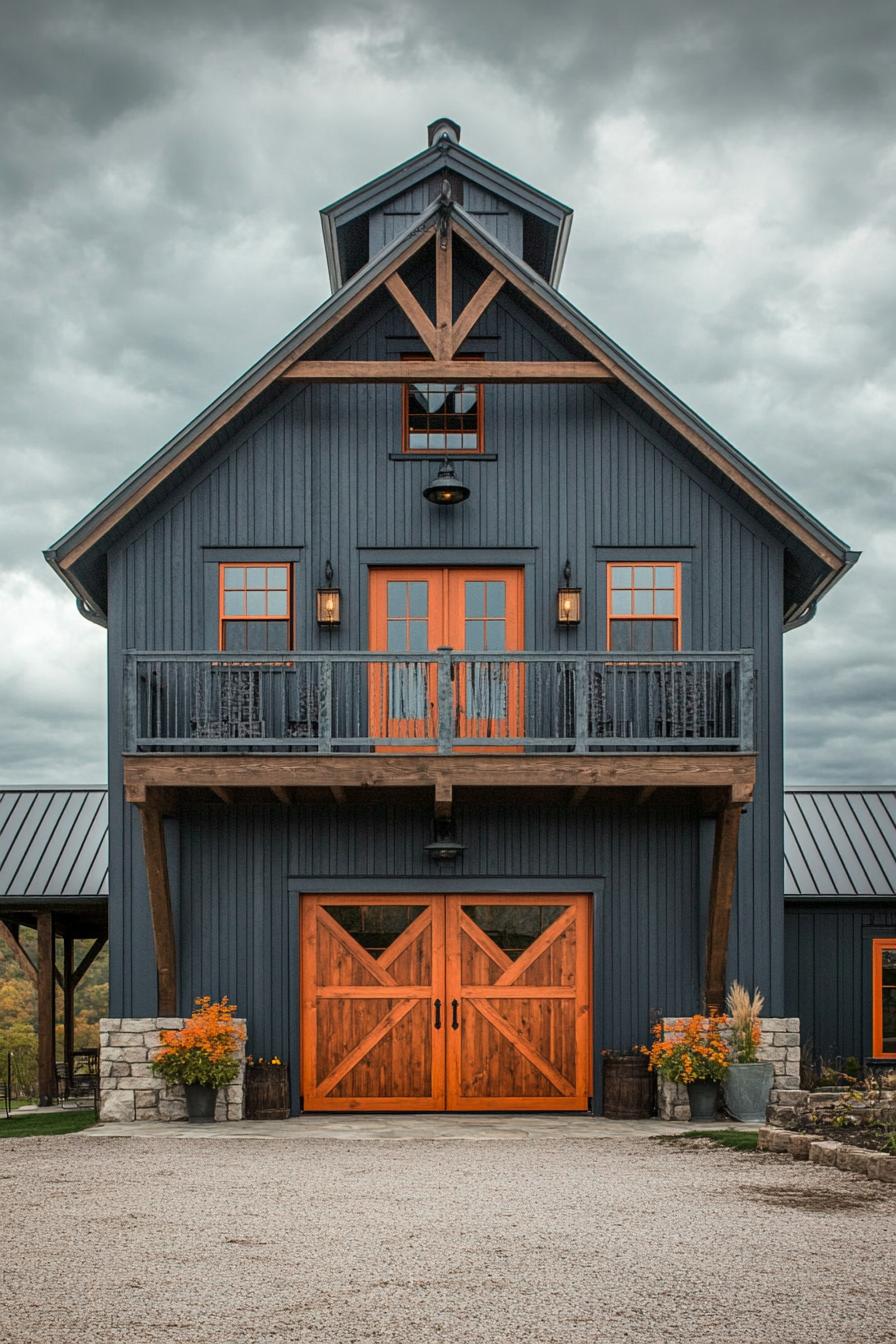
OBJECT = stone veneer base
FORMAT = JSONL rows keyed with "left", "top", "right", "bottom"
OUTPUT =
{"left": 656, "top": 1017, "right": 800, "bottom": 1121}
{"left": 99, "top": 1018, "right": 246, "bottom": 1122}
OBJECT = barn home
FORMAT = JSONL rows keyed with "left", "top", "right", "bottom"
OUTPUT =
{"left": 44, "top": 118, "right": 859, "bottom": 1117}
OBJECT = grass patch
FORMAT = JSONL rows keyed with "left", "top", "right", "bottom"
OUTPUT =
{"left": 0, "top": 1110, "right": 98, "bottom": 1139}
{"left": 679, "top": 1128, "right": 758, "bottom": 1151}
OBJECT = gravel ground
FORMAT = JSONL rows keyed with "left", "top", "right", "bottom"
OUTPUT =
{"left": 2, "top": 1132, "right": 895, "bottom": 1344}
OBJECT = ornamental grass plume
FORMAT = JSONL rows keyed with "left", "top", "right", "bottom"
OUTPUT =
{"left": 151, "top": 996, "right": 246, "bottom": 1089}
{"left": 642, "top": 1013, "right": 730, "bottom": 1084}
{"left": 726, "top": 981, "right": 764, "bottom": 1063}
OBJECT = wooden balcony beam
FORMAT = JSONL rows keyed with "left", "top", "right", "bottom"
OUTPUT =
{"left": 125, "top": 753, "right": 756, "bottom": 801}
{"left": 281, "top": 360, "right": 614, "bottom": 383}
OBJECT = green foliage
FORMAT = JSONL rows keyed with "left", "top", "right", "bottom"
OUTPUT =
{"left": 150, "top": 1046, "right": 240, "bottom": 1089}
{"left": 678, "top": 1129, "right": 759, "bottom": 1151}
{"left": 0, "top": 1110, "right": 98, "bottom": 1138}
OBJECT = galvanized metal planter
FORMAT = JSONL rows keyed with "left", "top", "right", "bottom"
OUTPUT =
{"left": 724, "top": 1062, "right": 774, "bottom": 1123}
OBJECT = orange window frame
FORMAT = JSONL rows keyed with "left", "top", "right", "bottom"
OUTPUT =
{"left": 606, "top": 562, "right": 682, "bottom": 651}
{"left": 401, "top": 352, "right": 484, "bottom": 454}
{"left": 218, "top": 562, "right": 293, "bottom": 651}
{"left": 872, "top": 937, "right": 896, "bottom": 1059}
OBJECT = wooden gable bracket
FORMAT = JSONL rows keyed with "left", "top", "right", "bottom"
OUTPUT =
{"left": 284, "top": 226, "right": 616, "bottom": 384}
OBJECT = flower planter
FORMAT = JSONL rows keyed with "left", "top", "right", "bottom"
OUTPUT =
{"left": 687, "top": 1080, "right": 719, "bottom": 1121}
{"left": 184, "top": 1083, "right": 217, "bottom": 1123}
{"left": 602, "top": 1054, "right": 654, "bottom": 1119}
{"left": 245, "top": 1063, "right": 290, "bottom": 1120}
{"left": 724, "top": 1061, "right": 774, "bottom": 1122}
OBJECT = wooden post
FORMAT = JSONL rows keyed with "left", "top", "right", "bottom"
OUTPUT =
{"left": 36, "top": 912, "right": 55, "bottom": 1106}
{"left": 138, "top": 804, "right": 177, "bottom": 1016}
{"left": 704, "top": 802, "right": 743, "bottom": 1012}
{"left": 62, "top": 934, "right": 75, "bottom": 1087}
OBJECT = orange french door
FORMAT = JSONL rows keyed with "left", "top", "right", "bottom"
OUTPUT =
{"left": 301, "top": 896, "right": 446, "bottom": 1111}
{"left": 301, "top": 894, "right": 592, "bottom": 1113}
{"left": 368, "top": 567, "right": 524, "bottom": 750}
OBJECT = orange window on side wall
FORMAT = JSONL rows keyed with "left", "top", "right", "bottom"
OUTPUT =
{"left": 873, "top": 938, "right": 896, "bottom": 1058}
{"left": 219, "top": 563, "right": 292, "bottom": 652}
{"left": 606, "top": 563, "right": 681, "bottom": 653}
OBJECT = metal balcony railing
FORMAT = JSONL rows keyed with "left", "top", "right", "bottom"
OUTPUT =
{"left": 123, "top": 650, "right": 755, "bottom": 754}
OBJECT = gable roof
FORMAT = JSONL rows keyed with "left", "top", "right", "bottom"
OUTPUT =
{"left": 784, "top": 789, "right": 896, "bottom": 899}
{"left": 46, "top": 193, "right": 856, "bottom": 623}
{"left": 0, "top": 788, "right": 108, "bottom": 901}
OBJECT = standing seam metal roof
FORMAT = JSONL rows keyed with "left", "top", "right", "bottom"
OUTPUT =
{"left": 784, "top": 789, "right": 896, "bottom": 898}
{"left": 0, "top": 789, "right": 108, "bottom": 899}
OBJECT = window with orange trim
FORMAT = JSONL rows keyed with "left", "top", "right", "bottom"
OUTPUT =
{"left": 218, "top": 563, "right": 292, "bottom": 652}
{"left": 402, "top": 352, "right": 483, "bottom": 453}
{"left": 607, "top": 563, "right": 681, "bottom": 653}
{"left": 872, "top": 937, "right": 896, "bottom": 1058}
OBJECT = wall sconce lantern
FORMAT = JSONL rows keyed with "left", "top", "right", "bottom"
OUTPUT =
{"left": 424, "top": 816, "right": 465, "bottom": 862}
{"left": 423, "top": 458, "right": 470, "bottom": 506}
{"left": 557, "top": 560, "right": 581, "bottom": 626}
{"left": 316, "top": 560, "right": 341, "bottom": 627}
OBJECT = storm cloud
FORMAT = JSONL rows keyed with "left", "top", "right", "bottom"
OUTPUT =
{"left": 1, "top": 0, "right": 894, "bottom": 783}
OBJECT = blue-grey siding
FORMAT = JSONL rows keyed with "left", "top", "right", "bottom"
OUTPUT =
{"left": 785, "top": 902, "right": 896, "bottom": 1063}
{"left": 105, "top": 252, "right": 785, "bottom": 1082}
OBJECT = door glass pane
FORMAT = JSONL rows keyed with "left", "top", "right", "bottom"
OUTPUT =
{"left": 465, "top": 621, "right": 485, "bottom": 652}
{"left": 408, "top": 582, "right": 428, "bottom": 617}
{"left": 462, "top": 905, "right": 566, "bottom": 959}
{"left": 324, "top": 905, "right": 425, "bottom": 956}
{"left": 387, "top": 582, "right": 406, "bottom": 618}
{"left": 466, "top": 582, "right": 485, "bottom": 617}
{"left": 407, "top": 621, "right": 428, "bottom": 653}
{"left": 486, "top": 581, "right": 505, "bottom": 616}
{"left": 484, "top": 621, "right": 506, "bottom": 652}
{"left": 387, "top": 619, "right": 407, "bottom": 652}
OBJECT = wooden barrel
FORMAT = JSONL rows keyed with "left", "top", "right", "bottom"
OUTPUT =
{"left": 245, "top": 1064, "right": 290, "bottom": 1120}
{"left": 602, "top": 1054, "right": 653, "bottom": 1119}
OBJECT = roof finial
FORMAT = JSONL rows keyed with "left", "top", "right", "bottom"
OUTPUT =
{"left": 427, "top": 117, "right": 461, "bottom": 147}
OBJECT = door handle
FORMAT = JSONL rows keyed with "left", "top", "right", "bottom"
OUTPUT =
{"left": 451, "top": 998, "right": 459, "bottom": 1030}
{"left": 434, "top": 998, "right": 442, "bottom": 1030}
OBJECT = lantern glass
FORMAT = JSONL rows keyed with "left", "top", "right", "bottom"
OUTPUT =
{"left": 316, "top": 588, "right": 341, "bottom": 625}
{"left": 557, "top": 587, "right": 581, "bottom": 625}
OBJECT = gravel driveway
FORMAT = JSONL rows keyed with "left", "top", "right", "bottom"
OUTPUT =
{"left": 3, "top": 1128, "right": 894, "bottom": 1343}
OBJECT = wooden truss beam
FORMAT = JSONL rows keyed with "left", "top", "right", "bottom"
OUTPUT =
{"left": 385, "top": 274, "right": 438, "bottom": 358}
{"left": 451, "top": 271, "right": 505, "bottom": 355}
{"left": 137, "top": 804, "right": 177, "bottom": 1017}
{"left": 703, "top": 802, "right": 743, "bottom": 1012}
{"left": 282, "top": 360, "right": 615, "bottom": 383}
{"left": 0, "top": 918, "right": 37, "bottom": 983}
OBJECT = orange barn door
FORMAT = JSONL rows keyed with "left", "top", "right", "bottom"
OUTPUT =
{"left": 301, "top": 895, "right": 446, "bottom": 1111}
{"left": 445, "top": 895, "right": 592, "bottom": 1111}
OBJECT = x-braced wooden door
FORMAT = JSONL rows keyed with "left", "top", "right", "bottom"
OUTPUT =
{"left": 301, "top": 894, "right": 591, "bottom": 1112}
{"left": 301, "top": 896, "right": 446, "bottom": 1111}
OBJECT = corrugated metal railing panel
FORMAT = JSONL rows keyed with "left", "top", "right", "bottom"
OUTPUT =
{"left": 123, "top": 650, "right": 754, "bottom": 755}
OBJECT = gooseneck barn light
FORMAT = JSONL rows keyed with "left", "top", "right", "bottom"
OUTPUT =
{"left": 423, "top": 458, "right": 470, "bottom": 506}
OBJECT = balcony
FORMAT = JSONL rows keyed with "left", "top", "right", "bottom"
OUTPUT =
{"left": 124, "top": 650, "right": 754, "bottom": 755}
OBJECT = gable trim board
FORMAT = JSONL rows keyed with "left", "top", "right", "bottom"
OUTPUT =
{"left": 46, "top": 201, "right": 853, "bottom": 621}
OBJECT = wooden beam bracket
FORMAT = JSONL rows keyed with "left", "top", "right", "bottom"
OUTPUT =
{"left": 703, "top": 800, "right": 743, "bottom": 1012}
{"left": 138, "top": 805, "right": 177, "bottom": 1016}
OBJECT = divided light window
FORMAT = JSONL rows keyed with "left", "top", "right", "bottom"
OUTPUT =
{"left": 219, "top": 563, "right": 292, "bottom": 652}
{"left": 402, "top": 352, "right": 483, "bottom": 453}
{"left": 607, "top": 563, "right": 681, "bottom": 652}
{"left": 873, "top": 938, "right": 896, "bottom": 1058}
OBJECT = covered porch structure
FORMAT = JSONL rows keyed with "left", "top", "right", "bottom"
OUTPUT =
{"left": 0, "top": 789, "right": 109, "bottom": 1106}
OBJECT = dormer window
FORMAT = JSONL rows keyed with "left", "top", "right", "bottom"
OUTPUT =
{"left": 219, "top": 563, "right": 292, "bottom": 651}
{"left": 402, "top": 353, "right": 483, "bottom": 454}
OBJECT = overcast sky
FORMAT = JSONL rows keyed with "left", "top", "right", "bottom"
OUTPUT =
{"left": 1, "top": 0, "right": 894, "bottom": 786}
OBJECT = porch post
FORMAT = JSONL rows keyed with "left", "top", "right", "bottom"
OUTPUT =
{"left": 137, "top": 803, "right": 177, "bottom": 1016}
{"left": 36, "top": 911, "right": 56, "bottom": 1106}
{"left": 703, "top": 800, "right": 743, "bottom": 1013}
{"left": 62, "top": 933, "right": 75, "bottom": 1086}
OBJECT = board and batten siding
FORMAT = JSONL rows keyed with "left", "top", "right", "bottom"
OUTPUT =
{"left": 785, "top": 902, "right": 896, "bottom": 1063}
{"left": 105, "top": 252, "right": 785, "bottom": 1066}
